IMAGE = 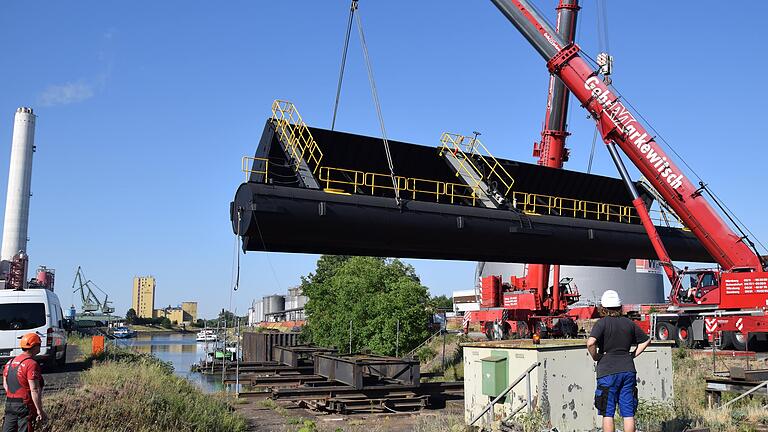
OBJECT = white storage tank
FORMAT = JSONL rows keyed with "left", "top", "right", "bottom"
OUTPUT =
{"left": 248, "top": 299, "right": 264, "bottom": 326}
{"left": 479, "top": 259, "right": 664, "bottom": 305}
{"left": 263, "top": 294, "right": 285, "bottom": 317}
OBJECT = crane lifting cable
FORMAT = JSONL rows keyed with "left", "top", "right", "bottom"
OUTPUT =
{"left": 331, "top": 0, "right": 401, "bottom": 206}
{"left": 331, "top": 0, "right": 357, "bottom": 131}
{"left": 587, "top": 0, "right": 611, "bottom": 173}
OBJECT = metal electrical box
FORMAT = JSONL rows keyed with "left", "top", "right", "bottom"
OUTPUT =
{"left": 481, "top": 353, "right": 508, "bottom": 397}
{"left": 463, "top": 340, "right": 675, "bottom": 431}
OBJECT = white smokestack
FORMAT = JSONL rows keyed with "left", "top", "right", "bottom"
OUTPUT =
{"left": 1, "top": 107, "right": 36, "bottom": 261}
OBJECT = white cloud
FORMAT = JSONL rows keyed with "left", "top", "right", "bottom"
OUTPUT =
{"left": 38, "top": 81, "right": 95, "bottom": 107}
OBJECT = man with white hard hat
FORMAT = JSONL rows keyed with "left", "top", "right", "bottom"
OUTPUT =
{"left": 587, "top": 290, "right": 651, "bottom": 432}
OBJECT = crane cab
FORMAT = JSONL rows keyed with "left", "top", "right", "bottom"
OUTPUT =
{"left": 672, "top": 269, "right": 721, "bottom": 308}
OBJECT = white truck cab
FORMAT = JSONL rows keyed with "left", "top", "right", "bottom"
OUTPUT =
{"left": 0, "top": 288, "right": 68, "bottom": 368}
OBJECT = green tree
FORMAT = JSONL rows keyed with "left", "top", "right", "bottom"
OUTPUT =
{"left": 125, "top": 308, "right": 137, "bottom": 324}
{"left": 160, "top": 317, "right": 173, "bottom": 329}
{"left": 302, "top": 256, "right": 430, "bottom": 356}
{"left": 429, "top": 295, "right": 453, "bottom": 311}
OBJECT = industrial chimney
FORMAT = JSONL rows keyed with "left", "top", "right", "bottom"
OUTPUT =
{"left": 1, "top": 107, "right": 36, "bottom": 262}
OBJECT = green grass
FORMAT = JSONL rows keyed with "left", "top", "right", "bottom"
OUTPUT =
{"left": 670, "top": 348, "right": 768, "bottom": 432}
{"left": 40, "top": 344, "right": 246, "bottom": 432}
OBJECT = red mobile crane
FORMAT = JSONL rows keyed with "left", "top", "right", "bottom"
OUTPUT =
{"left": 467, "top": 0, "right": 586, "bottom": 340}
{"left": 490, "top": 0, "right": 768, "bottom": 350}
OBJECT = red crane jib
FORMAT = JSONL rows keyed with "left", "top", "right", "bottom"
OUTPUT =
{"left": 494, "top": 0, "right": 762, "bottom": 273}
{"left": 548, "top": 48, "right": 761, "bottom": 272}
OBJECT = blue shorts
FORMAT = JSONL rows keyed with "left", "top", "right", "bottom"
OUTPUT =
{"left": 594, "top": 371, "right": 638, "bottom": 418}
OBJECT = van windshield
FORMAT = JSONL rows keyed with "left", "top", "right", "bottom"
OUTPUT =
{"left": 0, "top": 303, "right": 46, "bottom": 330}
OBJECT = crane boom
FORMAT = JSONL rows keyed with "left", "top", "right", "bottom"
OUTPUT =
{"left": 490, "top": 0, "right": 763, "bottom": 273}
{"left": 527, "top": 0, "right": 580, "bottom": 312}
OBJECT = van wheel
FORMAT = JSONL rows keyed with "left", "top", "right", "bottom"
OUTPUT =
{"left": 56, "top": 346, "right": 67, "bottom": 368}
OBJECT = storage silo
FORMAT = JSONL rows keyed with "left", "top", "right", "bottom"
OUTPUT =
{"left": 263, "top": 294, "right": 285, "bottom": 320}
{"left": 479, "top": 259, "right": 664, "bottom": 305}
{"left": 248, "top": 299, "right": 264, "bottom": 326}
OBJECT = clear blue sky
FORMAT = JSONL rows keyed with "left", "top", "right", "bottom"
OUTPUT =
{"left": 1, "top": 1, "right": 766, "bottom": 318}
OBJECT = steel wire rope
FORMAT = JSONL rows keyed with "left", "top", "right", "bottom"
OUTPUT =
{"left": 586, "top": 126, "right": 598, "bottom": 173}
{"left": 578, "top": 51, "right": 768, "bottom": 255}
{"left": 587, "top": 0, "right": 610, "bottom": 174}
{"left": 354, "top": 4, "right": 401, "bottom": 206}
{"left": 252, "top": 213, "right": 284, "bottom": 292}
{"left": 331, "top": 0, "right": 357, "bottom": 131}
{"left": 596, "top": 0, "right": 610, "bottom": 56}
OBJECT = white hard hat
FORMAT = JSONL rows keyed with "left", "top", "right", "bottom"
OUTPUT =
{"left": 600, "top": 290, "right": 622, "bottom": 308}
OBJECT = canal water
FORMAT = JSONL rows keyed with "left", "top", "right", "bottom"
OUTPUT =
{"left": 114, "top": 333, "right": 229, "bottom": 393}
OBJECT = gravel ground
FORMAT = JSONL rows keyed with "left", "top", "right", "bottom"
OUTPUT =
{"left": 1, "top": 344, "right": 87, "bottom": 396}
{"left": 235, "top": 397, "right": 465, "bottom": 432}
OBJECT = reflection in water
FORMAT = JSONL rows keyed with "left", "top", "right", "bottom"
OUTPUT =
{"left": 114, "top": 333, "right": 227, "bottom": 393}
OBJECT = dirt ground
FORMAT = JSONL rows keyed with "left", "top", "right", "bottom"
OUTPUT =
{"left": 0, "top": 345, "right": 86, "bottom": 397}
{"left": 235, "top": 397, "right": 465, "bottom": 432}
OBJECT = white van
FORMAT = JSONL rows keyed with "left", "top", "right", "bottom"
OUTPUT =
{"left": 0, "top": 288, "right": 68, "bottom": 368}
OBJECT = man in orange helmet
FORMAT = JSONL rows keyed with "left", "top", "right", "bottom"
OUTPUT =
{"left": 2, "top": 333, "right": 47, "bottom": 432}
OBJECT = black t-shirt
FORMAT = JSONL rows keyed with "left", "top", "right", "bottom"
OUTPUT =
{"left": 589, "top": 316, "right": 650, "bottom": 378}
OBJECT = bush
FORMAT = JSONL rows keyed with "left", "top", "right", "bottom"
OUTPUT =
{"left": 636, "top": 399, "right": 675, "bottom": 430}
{"left": 511, "top": 409, "right": 547, "bottom": 432}
{"left": 41, "top": 354, "right": 246, "bottom": 432}
{"left": 417, "top": 346, "right": 437, "bottom": 363}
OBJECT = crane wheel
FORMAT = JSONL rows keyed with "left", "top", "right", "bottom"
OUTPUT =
{"left": 502, "top": 322, "right": 512, "bottom": 340}
{"left": 713, "top": 331, "right": 733, "bottom": 350}
{"left": 483, "top": 323, "right": 493, "bottom": 341}
{"left": 676, "top": 321, "right": 694, "bottom": 348}
{"left": 655, "top": 322, "right": 674, "bottom": 342}
{"left": 728, "top": 331, "right": 748, "bottom": 351}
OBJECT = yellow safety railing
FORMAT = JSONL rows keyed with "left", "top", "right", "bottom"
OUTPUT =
{"left": 509, "top": 190, "right": 683, "bottom": 227}
{"left": 439, "top": 132, "right": 516, "bottom": 197}
{"left": 318, "top": 166, "right": 480, "bottom": 206}
{"left": 271, "top": 100, "right": 323, "bottom": 175}
{"left": 263, "top": 163, "right": 682, "bottom": 228}
{"left": 242, "top": 156, "right": 269, "bottom": 182}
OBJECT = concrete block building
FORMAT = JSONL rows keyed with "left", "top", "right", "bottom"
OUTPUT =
{"left": 131, "top": 276, "right": 156, "bottom": 318}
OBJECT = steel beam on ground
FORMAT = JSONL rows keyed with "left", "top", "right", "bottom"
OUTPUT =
{"left": 272, "top": 345, "right": 337, "bottom": 368}
{"left": 313, "top": 354, "right": 420, "bottom": 390}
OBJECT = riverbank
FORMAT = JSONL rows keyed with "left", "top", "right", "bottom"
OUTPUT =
{"left": 131, "top": 324, "right": 193, "bottom": 333}
{"left": 40, "top": 341, "right": 247, "bottom": 432}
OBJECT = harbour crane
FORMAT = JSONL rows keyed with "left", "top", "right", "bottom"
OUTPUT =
{"left": 71, "top": 266, "right": 115, "bottom": 316}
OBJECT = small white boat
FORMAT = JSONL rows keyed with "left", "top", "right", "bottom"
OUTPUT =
{"left": 196, "top": 329, "right": 218, "bottom": 342}
{"left": 112, "top": 326, "right": 136, "bottom": 339}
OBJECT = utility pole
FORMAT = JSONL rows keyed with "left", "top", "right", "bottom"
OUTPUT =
{"left": 441, "top": 312, "right": 447, "bottom": 371}
{"left": 396, "top": 319, "right": 400, "bottom": 357}
{"left": 348, "top": 320, "right": 353, "bottom": 354}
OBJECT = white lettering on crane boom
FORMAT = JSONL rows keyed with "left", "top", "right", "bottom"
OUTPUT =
{"left": 585, "top": 76, "right": 684, "bottom": 190}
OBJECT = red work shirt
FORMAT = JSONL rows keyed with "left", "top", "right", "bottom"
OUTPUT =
{"left": 3, "top": 353, "right": 44, "bottom": 409}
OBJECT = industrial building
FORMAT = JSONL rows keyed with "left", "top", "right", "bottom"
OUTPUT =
{"left": 247, "top": 287, "right": 307, "bottom": 326}
{"left": 131, "top": 276, "right": 156, "bottom": 318}
{"left": 154, "top": 301, "right": 198, "bottom": 324}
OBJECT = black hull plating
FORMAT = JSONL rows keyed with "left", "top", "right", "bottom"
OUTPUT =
{"left": 231, "top": 183, "right": 711, "bottom": 267}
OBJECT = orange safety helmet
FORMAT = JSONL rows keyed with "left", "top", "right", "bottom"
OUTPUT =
{"left": 19, "top": 333, "right": 42, "bottom": 349}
